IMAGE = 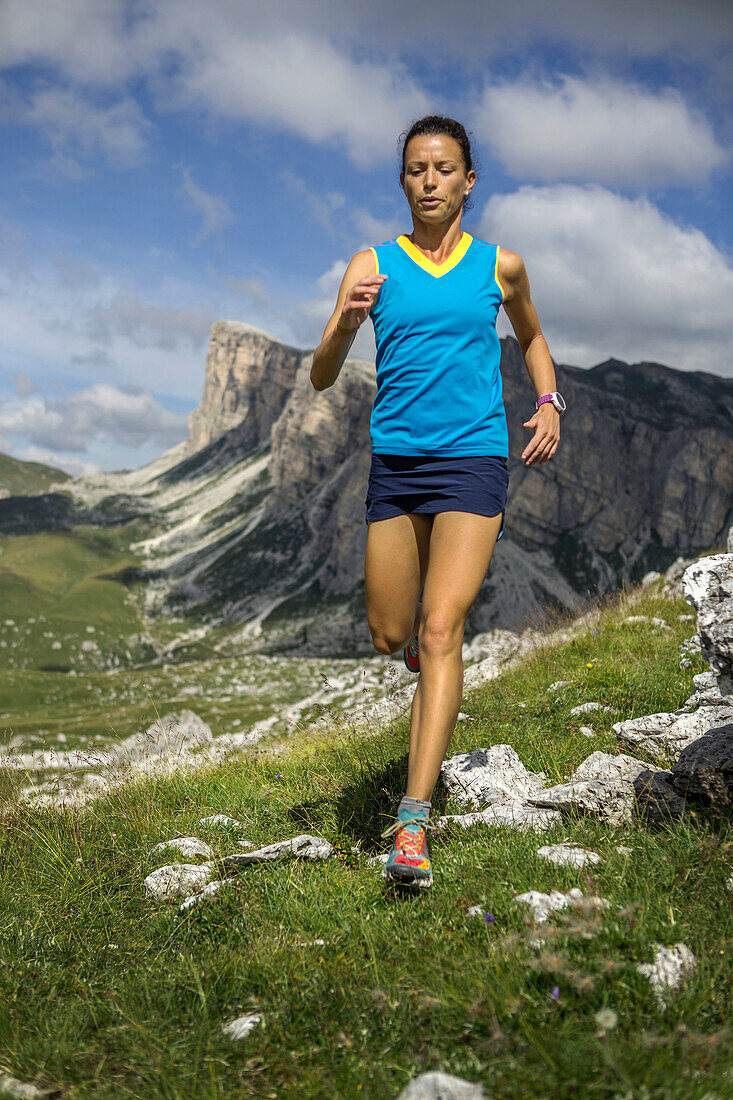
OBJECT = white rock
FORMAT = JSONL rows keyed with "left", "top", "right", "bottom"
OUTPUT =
{"left": 151, "top": 836, "right": 214, "bottom": 859}
{"left": 441, "top": 744, "right": 546, "bottom": 808}
{"left": 570, "top": 751, "right": 649, "bottom": 785}
{"left": 179, "top": 878, "right": 237, "bottom": 912}
{"left": 144, "top": 862, "right": 216, "bottom": 901}
{"left": 456, "top": 712, "right": 475, "bottom": 721}
{"left": 221, "top": 1013, "right": 263, "bottom": 1040}
{"left": 435, "top": 803, "right": 561, "bottom": 833}
{"left": 616, "top": 845, "right": 633, "bottom": 856}
{"left": 636, "top": 943, "right": 697, "bottom": 1008}
{"left": 222, "top": 834, "right": 332, "bottom": 865}
{"left": 397, "top": 1071, "right": 488, "bottom": 1099}
{"left": 466, "top": 905, "right": 485, "bottom": 918}
{"left": 548, "top": 680, "right": 573, "bottom": 693}
{"left": 198, "top": 814, "right": 245, "bottom": 828}
{"left": 513, "top": 887, "right": 610, "bottom": 924}
{"left": 579, "top": 726, "right": 595, "bottom": 738}
{"left": 614, "top": 705, "right": 733, "bottom": 762}
{"left": 536, "top": 843, "right": 602, "bottom": 869}
{"left": 528, "top": 777, "right": 636, "bottom": 826}
{"left": 0, "top": 1075, "right": 50, "bottom": 1098}
{"left": 569, "top": 702, "right": 614, "bottom": 716}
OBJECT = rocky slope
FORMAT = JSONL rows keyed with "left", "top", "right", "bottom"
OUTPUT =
{"left": 0, "top": 321, "right": 730, "bottom": 657}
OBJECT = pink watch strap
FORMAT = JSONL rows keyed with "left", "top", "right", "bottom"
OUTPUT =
{"left": 536, "top": 394, "right": 554, "bottom": 407}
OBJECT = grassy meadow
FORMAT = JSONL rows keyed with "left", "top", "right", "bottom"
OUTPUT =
{"left": 1, "top": 576, "right": 731, "bottom": 1099}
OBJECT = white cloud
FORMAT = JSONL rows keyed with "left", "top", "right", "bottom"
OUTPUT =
{"left": 13, "top": 84, "right": 150, "bottom": 170}
{"left": 142, "top": 11, "right": 430, "bottom": 166}
{"left": 480, "top": 184, "right": 733, "bottom": 374}
{"left": 474, "top": 73, "right": 729, "bottom": 186}
{"left": 0, "top": 383, "right": 188, "bottom": 453}
{"left": 8, "top": 443, "right": 101, "bottom": 478}
{"left": 0, "top": 243, "right": 216, "bottom": 400}
{"left": 179, "top": 166, "right": 236, "bottom": 241}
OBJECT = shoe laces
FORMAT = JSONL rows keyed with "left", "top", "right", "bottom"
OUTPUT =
{"left": 380, "top": 813, "right": 439, "bottom": 842}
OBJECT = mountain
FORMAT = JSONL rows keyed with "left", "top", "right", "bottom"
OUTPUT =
{"left": 0, "top": 321, "right": 731, "bottom": 657}
{"left": 0, "top": 452, "right": 70, "bottom": 499}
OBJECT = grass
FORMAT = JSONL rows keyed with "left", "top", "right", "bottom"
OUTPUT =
{"left": 0, "top": 582, "right": 731, "bottom": 1098}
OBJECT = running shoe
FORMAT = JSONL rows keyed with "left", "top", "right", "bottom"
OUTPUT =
{"left": 403, "top": 633, "right": 420, "bottom": 673}
{"left": 380, "top": 805, "right": 434, "bottom": 888}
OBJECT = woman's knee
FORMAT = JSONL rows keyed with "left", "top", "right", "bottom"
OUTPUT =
{"left": 418, "top": 609, "right": 464, "bottom": 655}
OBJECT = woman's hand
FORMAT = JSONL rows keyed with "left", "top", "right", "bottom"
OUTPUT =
{"left": 521, "top": 403, "right": 560, "bottom": 465}
{"left": 337, "top": 273, "right": 387, "bottom": 332}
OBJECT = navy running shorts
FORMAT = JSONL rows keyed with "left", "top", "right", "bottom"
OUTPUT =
{"left": 364, "top": 453, "right": 509, "bottom": 539}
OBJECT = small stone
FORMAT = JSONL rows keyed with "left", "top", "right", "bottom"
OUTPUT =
{"left": 548, "top": 680, "right": 573, "bottom": 693}
{"left": 151, "top": 837, "right": 214, "bottom": 860}
{"left": 579, "top": 726, "right": 594, "bottom": 738}
{"left": 396, "top": 1070, "right": 488, "bottom": 1099}
{"left": 0, "top": 1076, "right": 52, "bottom": 1098}
{"left": 636, "top": 943, "right": 697, "bottom": 1009}
{"left": 198, "top": 814, "right": 245, "bottom": 828}
{"left": 144, "top": 862, "right": 216, "bottom": 901}
{"left": 466, "top": 905, "right": 485, "bottom": 918}
{"left": 513, "top": 887, "right": 609, "bottom": 924}
{"left": 222, "top": 834, "right": 332, "bottom": 865}
{"left": 616, "top": 845, "right": 633, "bottom": 856}
{"left": 178, "top": 878, "right": 237, "bottom": 912}
{"left": 536, "top": 843, "right": 602, "bottom": 869}
{"left": 221, "top": 1013, "right": 263, "bottom": 1040}
{"left": 570, "top": 702, "right": 614, "bottom": 716}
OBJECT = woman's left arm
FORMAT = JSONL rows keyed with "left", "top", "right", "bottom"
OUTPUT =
{"left": 498, "top": 248, "right": 560, "bottom": 467}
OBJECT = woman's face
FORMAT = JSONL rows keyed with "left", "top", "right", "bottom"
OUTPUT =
{"left": 400, "top": 134, "right": 475, "bottom": 226}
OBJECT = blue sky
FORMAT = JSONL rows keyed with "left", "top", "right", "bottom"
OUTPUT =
{"left": 1, "top": 0, "right": 731, "bottom": 475}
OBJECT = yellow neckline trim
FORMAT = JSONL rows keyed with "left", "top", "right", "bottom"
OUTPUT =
{"left": 396, "top": 232, "right": 473, "bottom": 277}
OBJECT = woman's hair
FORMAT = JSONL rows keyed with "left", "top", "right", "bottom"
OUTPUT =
{"left": 399, "top": 115, "right": 477, "bottom": 209}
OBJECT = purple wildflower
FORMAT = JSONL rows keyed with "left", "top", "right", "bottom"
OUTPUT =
{"left": 550, "top": 986, "right": 560, "bottom": 1001}
{"left": 276, "top": 773, "right": 283, "bottom": 778}
{"left": 483, "top": 913, "right": 496, "bottom": 924}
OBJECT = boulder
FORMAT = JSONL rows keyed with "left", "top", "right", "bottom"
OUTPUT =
{"left": 670, "top": 723, "right": 733, "bottom": 807}
{"left": 614, "top": 705, "right": 733, "bottom": 763}
{"left": 682, "top": 554, "right": 733, "bottom": 674}
{"left": 397, "top": 1071, "right": 488, "bottom": 1100}
{"left": 440, "top": 745, "right": 545, "bottom": 808}
{"left": 633, "top": 769, "right": 689, "bottom": 824}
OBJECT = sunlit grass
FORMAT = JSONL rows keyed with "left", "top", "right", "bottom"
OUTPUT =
{"left": 0, "top": 582, "right": 731, "bottom": 1098}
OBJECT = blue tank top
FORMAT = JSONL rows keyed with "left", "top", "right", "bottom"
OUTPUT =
{"left": 368, "top": 233, "right": 508, "bottom": 456}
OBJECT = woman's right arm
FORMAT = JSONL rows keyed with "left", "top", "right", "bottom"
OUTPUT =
{"left": 310, "top": 250, "right": 386, "bottom": 390}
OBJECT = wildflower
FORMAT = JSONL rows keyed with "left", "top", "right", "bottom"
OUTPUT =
{"left": 592, "top": 629, "right": 598, "bottom": 635}
{"left": 276, "top": 773, "right": 282, "bottom": 778}
{"left": 483, "top": 913, "right": 496, "bottom": 924}
{"left": 550, "top": 986, "right": 560, "bottom": 1001}
{"left": 594, "top": 1008, "right": 618, "bottom": 1031}
{"left": 586, "top": 662, "right": 593, "bottom": 668}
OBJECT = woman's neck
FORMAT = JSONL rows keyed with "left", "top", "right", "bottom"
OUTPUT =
{"left": 407, "top": 209, "right": 464, "bottom": 261}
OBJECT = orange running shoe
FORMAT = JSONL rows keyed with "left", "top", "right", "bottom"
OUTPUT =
{"left": 381, "top": 805, "right": 434, "bottom": 887}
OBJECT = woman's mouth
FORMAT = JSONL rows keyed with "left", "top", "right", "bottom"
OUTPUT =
{"left": 420, "top": 198, "right": 441, "bottom": 206}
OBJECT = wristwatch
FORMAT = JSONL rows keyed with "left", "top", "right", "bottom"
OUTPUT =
{"left": 536, "top": 391, "right": 566, "bottom": 413}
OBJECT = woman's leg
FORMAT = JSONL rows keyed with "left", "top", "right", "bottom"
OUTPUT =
{"left": 406, "top": 509, "right": 504, "bottom": 802}
{"left": 364, "top": 513, "right": 432, "bottom": 655}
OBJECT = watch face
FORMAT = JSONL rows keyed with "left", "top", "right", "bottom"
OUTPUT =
{"left": 553, "top": 392, "right": 567, "bottom": 412}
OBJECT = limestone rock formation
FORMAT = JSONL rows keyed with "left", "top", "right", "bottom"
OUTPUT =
{"left": 4, "top": 323, "right": 732, "bottom": 656}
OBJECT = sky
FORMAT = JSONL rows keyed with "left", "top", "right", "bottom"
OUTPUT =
{"left": 0, "top": 0, "right": 731, "bottom": 476}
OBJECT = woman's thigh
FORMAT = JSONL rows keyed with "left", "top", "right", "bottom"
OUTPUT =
{"left": 420, "top": 510, "right": 504, "bottom": 641}
{"left": 364, "top": 512, "right": 433, "bottom": 649}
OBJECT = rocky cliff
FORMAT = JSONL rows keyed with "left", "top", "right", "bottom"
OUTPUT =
{"left": 2, "top": 321, "right": 731, "bottom": 657}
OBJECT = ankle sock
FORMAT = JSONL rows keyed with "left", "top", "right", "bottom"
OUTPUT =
{"left": 398, "top": 795, "right": 431, "bottom": 817}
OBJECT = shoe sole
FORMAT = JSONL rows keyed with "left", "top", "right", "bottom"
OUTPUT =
{"left": 382, "top": 865, "right": 433, "bottom": 889}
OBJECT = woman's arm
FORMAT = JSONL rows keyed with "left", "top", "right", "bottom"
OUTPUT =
{"left": 310, "top": 250, "right": 387, "bottom": 391}
{"left": 499, "top": 248, "right": 560, "bottom": 466}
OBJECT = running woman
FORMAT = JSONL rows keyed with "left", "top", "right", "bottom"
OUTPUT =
{"left": 310, "top": 116, "right": 565, "bottom": 887}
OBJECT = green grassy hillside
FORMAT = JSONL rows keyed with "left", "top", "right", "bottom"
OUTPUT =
{"left": 0, "top": 581, "right": 730, "bottom": 1099}
{"left": 0, "top": 451, "right": 70, "bottom": 496}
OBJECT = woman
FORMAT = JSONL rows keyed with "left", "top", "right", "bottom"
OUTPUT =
{"left": 311, "top": 116, "right": 565, "bottom": 888}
